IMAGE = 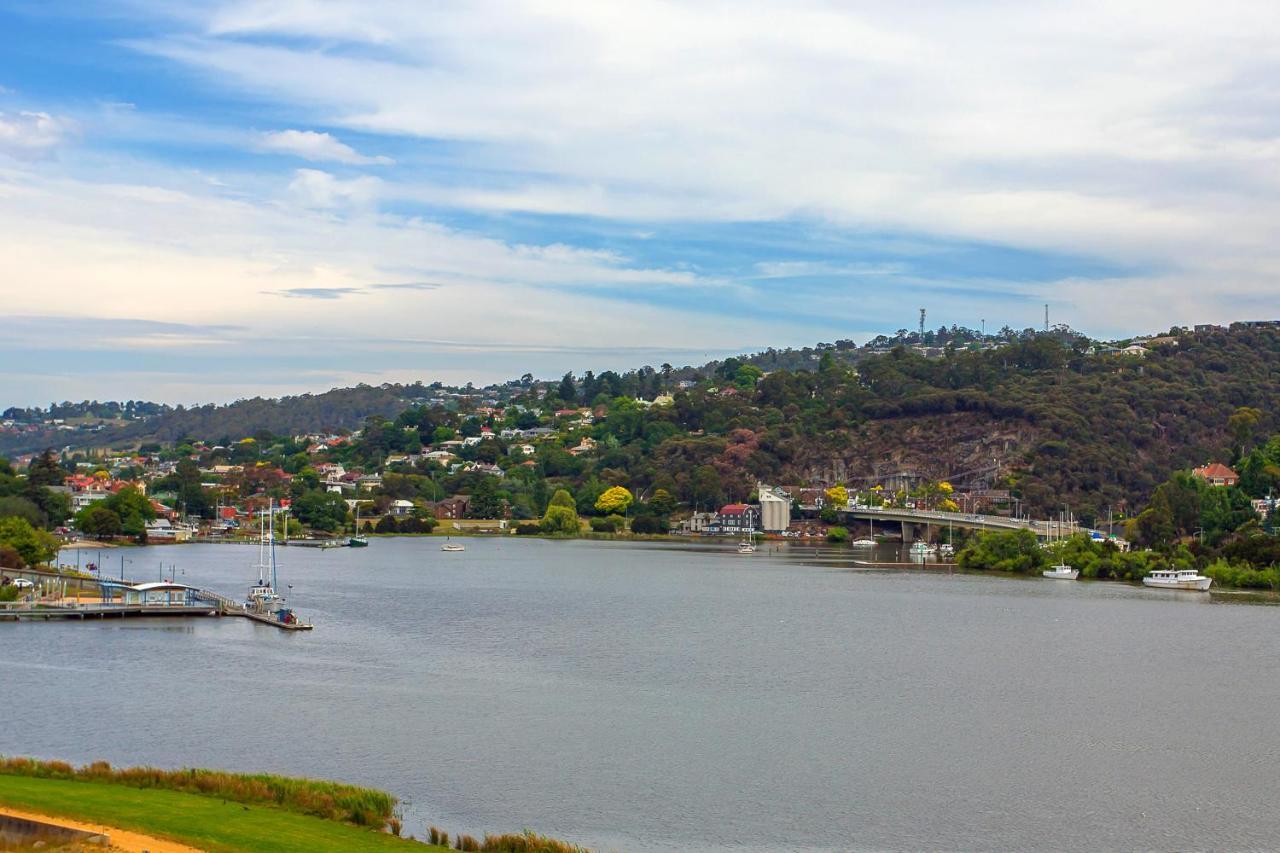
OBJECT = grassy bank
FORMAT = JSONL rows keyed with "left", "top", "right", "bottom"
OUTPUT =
{"left": 0, "top": 775, "right": 437, "bottom": 853}
{"left": 0, "top": 759, "right": 588, "bottom": 852}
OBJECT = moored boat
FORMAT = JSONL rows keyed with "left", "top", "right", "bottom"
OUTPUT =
{"left": 849, "top": 538, "right": 876, "bottom": 547}
{"left": 1142, "top": 568, "right": 1212, "bottom": 591}
{"left": 737, "top": 540, "right": 757, "bottom": 554}
{"left": 1042, "top": 563, "right": 1079, "bottom": 580}
{"left": 909, "top": 542, "right": 937, "bottom": 555}
{"left": 441, "top": 540, "right": 465, "bottom": 552}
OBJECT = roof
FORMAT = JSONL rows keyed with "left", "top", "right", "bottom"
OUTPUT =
{"left": 1194, "top": 463, "right": 1238, "bottom": 480}
{"left": 720, "top": 503, "right": 750, "bottom": 514}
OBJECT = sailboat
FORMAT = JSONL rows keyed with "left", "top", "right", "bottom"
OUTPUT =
{"left": 1042, "top": 511, "right": 1078, "bottom": 579}
{"left": 849, "top": 516, "right": 875, "bottom": 547}
{"left": 441, "top": 534, "right": 465, "bottom": 552}
{"left": 246, "top": 499, "right": 283, "bottom": 613}
{"left": 348, "top": 504, "right": 369, "bottom": 548}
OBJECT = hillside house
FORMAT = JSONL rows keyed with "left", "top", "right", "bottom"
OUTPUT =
{"left": 1192, "top": 463, "right": 1239, "bottom": 487}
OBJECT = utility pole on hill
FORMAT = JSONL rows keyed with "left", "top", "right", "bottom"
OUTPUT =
{"left": 919, "top": 308, "right": 926, "bottom": 341}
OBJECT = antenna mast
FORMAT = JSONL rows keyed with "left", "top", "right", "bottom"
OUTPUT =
{"left": 1044, "top": 303, "right": 1049, "bottom": 332}
{"left": 919, "top": 308, "right": 926, "bottom": 341}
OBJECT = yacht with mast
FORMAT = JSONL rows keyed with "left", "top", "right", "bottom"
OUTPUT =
{"left": 246, "top": 499, "right": 284, "bottom": 614}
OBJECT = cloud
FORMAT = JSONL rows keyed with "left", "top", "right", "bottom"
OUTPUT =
{"left": 368, "top": 282, "right": 441, "bottom": 291}
{"left": 0, "top": 111, "right": 76, "bottom": 159}
{"left": 257, "top": 129, "right": 393, "bottom": 165}
{"left": 286, "top": 168, "right": 381, "bottom": 209}
{"left": 268, "top": 286, "right": 366, "bottom": 299}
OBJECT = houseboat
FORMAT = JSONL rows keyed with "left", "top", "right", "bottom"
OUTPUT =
{"left": 1142, "top": 568, "right": 1212, "bottom": 591}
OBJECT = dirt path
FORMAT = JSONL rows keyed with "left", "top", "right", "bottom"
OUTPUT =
{"left": 0, "top": 806, "right": 204, "bottom": 852}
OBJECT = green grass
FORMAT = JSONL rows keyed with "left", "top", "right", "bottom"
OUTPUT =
{"left": 0, "top": 775, "right": 448, "bottom": 853}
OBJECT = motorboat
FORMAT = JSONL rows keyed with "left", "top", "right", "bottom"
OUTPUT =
{"left": 939, "top": 543, "right": 955, "bottom": 557}
{"left": 737, "top": 540, "right": 757, "bottom": 554}
{"left": 848, "top": 538, "right": 876, "bottom": 547}
{"left": 441, "top": 541, "right": 465, "bottom": 552}
{"left": 1143, "top": 568, "right": 1212, "bottom": 591}
{"left": 909, "top": 542, "right": 937, "bottom": 555}
{"left": 1042, "top": 563, "right": 1079, "bottom": 580}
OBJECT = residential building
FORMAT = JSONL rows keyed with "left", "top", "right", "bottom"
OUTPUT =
{"left": 713, "top": 503, "right": 761, "bottom": 534}
{"left": 1192, "top": 463, "right": 1239, "bottom": 487}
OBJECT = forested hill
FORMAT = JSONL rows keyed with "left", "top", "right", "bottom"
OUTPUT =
{"left": 5, "top": 326, "right": 1279, "bottom": 522}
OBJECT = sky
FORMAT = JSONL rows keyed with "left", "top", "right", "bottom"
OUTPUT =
{"left": 1, "top": 1, "right": 1278, "bottom": 406}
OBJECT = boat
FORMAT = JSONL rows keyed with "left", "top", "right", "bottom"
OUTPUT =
{"left": 441, "top": 538, "right": 465, "bottom": 552}
{"left": 939, "top": 543, "right": 955, "bottom": 557}
{"left": 1042, "top": 563, "right": 1079, "bottom": 580}
{"left": 349, "top": 505, "right": 369, "bottom": 547}
{"left": 849, "top": 538, "right": 876, "bottom": 547}
{"left": 1143, "top": 568, "right": 1212, "bottom": 591}
{"left": 909, "top": 542, "right": 937, "bottom": 555}
{"left": 737, "top": 540, "right": 757, "bottom": 554}
{"left": 246, "top": 499, "right": 283, "bottom": 614}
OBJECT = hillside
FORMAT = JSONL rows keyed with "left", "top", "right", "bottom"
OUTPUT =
{"left": 6, "top": 326, "right": 1278, "bottom": 524}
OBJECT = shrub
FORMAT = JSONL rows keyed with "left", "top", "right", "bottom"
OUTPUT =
{"left": 826, "top": 526, "right": 849, "bottom": 543}
{"left": 456, "top": 833, "right": 481, "bottom": 851}
{"left": 515, "top": 522, "right": 542, "bottom": 535}
{"left": 630, "top": 515, "right": 667, "bottom": 535}
{"left": 589, "top": 516, "right": 619, "bottom": 533}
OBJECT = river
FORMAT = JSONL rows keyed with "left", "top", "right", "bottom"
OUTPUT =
{"left": 4, "top": 537, "right": 1280, "bottom": 851}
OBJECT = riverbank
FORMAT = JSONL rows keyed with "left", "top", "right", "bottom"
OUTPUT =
{"left": 0, "top": 775, "right": 438, "bottom": 852}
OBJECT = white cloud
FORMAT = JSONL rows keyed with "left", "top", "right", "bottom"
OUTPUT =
{"left": 286, "top": 168, "right": 382, "bottom": 209}
{"left": 0, "top": 111, "right": 76, "bottom": 159}
{"left": 124, "top": 1, "right": 1280, "bottom": 271}
{"left": 257, "top": 129, "right": 393, "bottom": 165}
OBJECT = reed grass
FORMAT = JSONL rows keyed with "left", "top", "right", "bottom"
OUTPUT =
{"left": 0, "top": 757, "right": 396, "bottom": 828}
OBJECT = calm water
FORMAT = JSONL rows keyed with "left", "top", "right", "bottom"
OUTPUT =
{"left": 4, "top": 538, "right": 1280, "bottom": 851}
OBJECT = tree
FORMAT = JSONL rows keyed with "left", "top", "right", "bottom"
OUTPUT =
{"left": 827, "top": 525, "right": 849, "bottom": 543}
{"left": 824, "top": 485, "right": 849, "bottom": 508}
{"left": 541, "top": 505, "right": 579, "bottom": 535}
{"left": 76, "top": 504, "right": 122, "bottom": 539}
{"left": 1229, "top": 406, "right": 1263, "bottom": 454}
{"left": 293, "top": 490, "right": 349, "bottom": 532}
{"left": 689, "top": 465, "right": 723, "bottom": 510}
{"left": 595, "top": 486, "right": 634, "bottom": 515}
{"left": 549, "top": 489, "right": 576, "bottom": 510}
{"left": 557, "top": 372, "right": 577, "bottom": 405}
{"left": 25, "top": 450, "right": 66, "bottom": 488}
{"left": 0, "top": 517, "right": 59, "bottom": 566}
{"left": 469, "top": 477, "right": 506, "bottom": 519}
{"left": 649, "top": 488, "right": 677, "bottom": 517}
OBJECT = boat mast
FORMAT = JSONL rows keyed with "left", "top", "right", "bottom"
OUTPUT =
{"left": 269, "top": 498, "right": 278, "bottom": 592}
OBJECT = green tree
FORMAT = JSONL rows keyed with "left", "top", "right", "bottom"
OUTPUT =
{"left": 25, "top": 450, "right": 66, "bottom": 488}
{"left": 77, "top": 504, "right": 123, "bottom": 539}
{"left": 1229, "top": 406, "right": 1263, "bottom": 454}
{"left": 293, "top": 490, "right": 349, "bottom": 532}
{"left": 541, "top": 505, "right": 579, "bottom": 535}
{"left": 649, "top": 488, "right": 677, "bottom": 516}
{"left": 0, "top": 516, "right": 59, "bottom": 566}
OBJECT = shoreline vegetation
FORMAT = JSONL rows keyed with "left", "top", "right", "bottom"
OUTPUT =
{"left": 0, "top": 757, "right": 585, "bottom": 853}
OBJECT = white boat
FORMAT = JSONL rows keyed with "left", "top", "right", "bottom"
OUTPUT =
{"left": 246, "top": 499, "right": 283, "bottom": 613}
{"left": 909, "top": 542, "right": 937, "bottom": 555}
{"left": 737, "top": 540, "right": 756, "bottom": 554}
{"left": 441, "top": 540, "right": 465, "bottom": 552}
{"left": 849, "top": 538, "right": 876, "bottom": 547}
{"left": 1143, "top": 568, "right": 1212, "bottom": 591}
{"left": 939, "top": 543, "right": 955, "bottom": 557}
{"left": 1042, "top": 563, "right": 1079, "bottom": 580}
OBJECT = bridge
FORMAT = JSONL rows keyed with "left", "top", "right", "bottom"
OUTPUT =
{"left": 835, "top": 506, "right": 1097, "bottom": 542}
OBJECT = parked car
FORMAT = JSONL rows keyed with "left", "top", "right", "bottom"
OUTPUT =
{"left": 11, "top": 578, "right": 34, "bottom": 590}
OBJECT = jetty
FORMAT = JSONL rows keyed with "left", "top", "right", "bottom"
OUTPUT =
{"left": 0, "top": 570, "right": 312, "bottom": 631}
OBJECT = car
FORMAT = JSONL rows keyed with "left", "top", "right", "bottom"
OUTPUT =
{"left": 11, "top": 578, "right": 33, "bottom": 590}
